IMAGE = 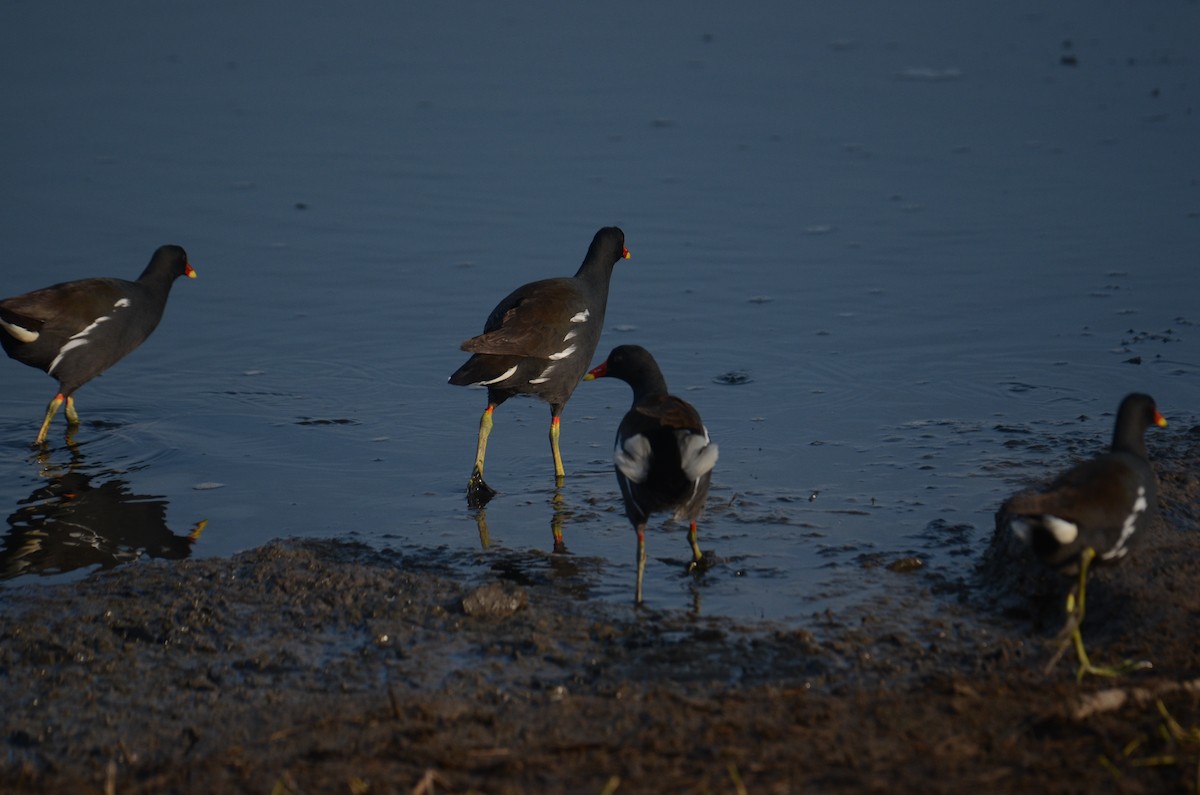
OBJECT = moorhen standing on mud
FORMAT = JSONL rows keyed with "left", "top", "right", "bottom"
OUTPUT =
{"left": 0, "top": 245, "right": 196, "bottom": 445}
{"left": 585, "top": 345, "right": 719, "bottom": 605}
{"left": 996, "top": 392, "right": 1167, "bottom": 679}
{"left": 449, "top": 227, "right": 630, "bottom": 507}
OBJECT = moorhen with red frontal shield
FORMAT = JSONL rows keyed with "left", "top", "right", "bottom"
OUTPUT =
{"left": 996, "top": 392, "right": 1167, "bottom": 679}
{"left": 585, "top": 344, "right": 719, "bottom": 605}
{"left": 449, "top": 227, "right": 630, "bottom": 507}
{"left": 0, "top": 245, "right": 196, "bottom": 445}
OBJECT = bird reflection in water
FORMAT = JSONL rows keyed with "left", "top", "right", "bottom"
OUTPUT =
{"left": 474, "top": 486, "right": 572, "bottom": 555}
{"left": 1, "top": 444, "right": 206, "bottom": 580}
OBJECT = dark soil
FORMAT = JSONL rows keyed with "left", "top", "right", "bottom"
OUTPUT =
{"left": 2, "top": 429, "right": 1200, "bottom": 794}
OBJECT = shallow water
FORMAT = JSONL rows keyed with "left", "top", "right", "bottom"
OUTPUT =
{"left": 0, "top": 1, "right": 1197, "bottom": 620}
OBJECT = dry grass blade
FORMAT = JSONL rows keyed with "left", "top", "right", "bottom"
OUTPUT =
{"left": 728, "top": 763, "right": 748, "bottom": 795}
{"left": 412, "top": 768, "right": 449, "bottom": 795}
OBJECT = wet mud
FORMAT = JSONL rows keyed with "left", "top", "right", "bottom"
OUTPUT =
{"left": 2, "top": 428, "right": 1200, "bottom": 794}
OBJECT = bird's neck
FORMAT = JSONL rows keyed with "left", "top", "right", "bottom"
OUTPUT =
{"left": 1111, "top": 429, "right": 1148, "bottom": 459}
{"left": 631, "top": 371, "right": 670, "bottom": 403}
{"left": 574, "top": 258, "right": 616, "bottom": 293}
{"left": 137, "top": 268, "right": 179, "bottom": 297}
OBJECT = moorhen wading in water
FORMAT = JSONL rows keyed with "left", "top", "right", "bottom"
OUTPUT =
{"left": 585, "top": 345, "right": 719, "bottom": 605}
{"left": 0, "top": 245, "right": 197, "bottom": 445}
{"left": 996, "top": 392, "right": 1167, "bottom": 679}
{"left": 449, "top": 226, "right": 630, "bottom": 507}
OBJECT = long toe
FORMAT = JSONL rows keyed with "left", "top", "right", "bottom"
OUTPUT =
{"left": 1071, "top": 625, "right": 1153, "bottom": 681}
{"left": 1077, "top": 659, "right": 1154, "bottom": 680}
{"left": 467, "top": 470, "right": 497, "bottom": 508}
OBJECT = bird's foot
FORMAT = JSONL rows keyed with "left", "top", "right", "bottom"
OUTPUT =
{"left": 1075, "top": 655, "right": 1153, "bottom": 682}
{"left": 188, "top": 520, "right": 208, "bottom": 543}
{"left": 466, "top": 469, "right": 497, "bottom": 508}
{"left": 686, "top": 552, "right": 715, "bottom": 574}
{"left": 1059, "top": 622, "right": 1153, "bottom": 682}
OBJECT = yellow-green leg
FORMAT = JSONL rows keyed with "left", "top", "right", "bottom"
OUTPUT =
{"left": 472, "top": 405, "right": 494, "bottom": 477}
{"left": 467, "top": 405, "right": 497, "bottom": 508}
{"left": 1069, "top": 546, "right": 1152, "bottom": 681}
{"left": 686, "top": 520, "right": 704, "bottom": 571}
{"left": 635, "top": 526, "right": 647, "bottom": 605}
{"left": 188, "top": 520, "right": 208, "bottom": 543}
{"left": 64, "top": 396, "right": 79, "bottom": 426}
{"left": 34, "top": 393, "right": 65, "bottom": 445}
{"left": 549, "top": 414, "right": 565, "bottom": 480}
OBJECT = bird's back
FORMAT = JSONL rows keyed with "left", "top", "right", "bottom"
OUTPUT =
{"left": 1000, "top": 451, "right": 1156, "bottom": 569}
{"left": 0, "top": 277, "right": 163, "bottom": 390}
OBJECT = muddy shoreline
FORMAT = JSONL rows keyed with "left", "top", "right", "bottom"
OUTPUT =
{"left": 2, "top": 430, "right": 1199, "bottom": 794}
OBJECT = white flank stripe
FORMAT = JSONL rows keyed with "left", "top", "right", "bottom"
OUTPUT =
{"left": 69, "top": 316, "right": 110, "bottom": 341}
{"left": 48, "top": 338, "right": 89, "bottom": 375}
{"left": 529, "top": 364, "right": 555, "bottom": 385}
{"left": 478, "top": 365, "right": 518, "bottom": 386}
{"left": 1104, "top": 546, "right": 1131, "bottom": 561}
{"left": 569, "top": 309, "right": 589, "bottom": 323}
{"left": 48, "top": 314, "right": 115, "bottom": 375}
{"left": 563, "top": 329, "right": 577, "bottom": 341}
{"left": 549, "top": 344, "right": 576, "bottom": 361}
{"left": 1102, "top": 486, "right": 1147, "bottom": 560}
{"left": 46, "top": 298, "right": 130, "bottom": 375}
{"left": 0, "top": 316, "right": 39, "bottom": 343}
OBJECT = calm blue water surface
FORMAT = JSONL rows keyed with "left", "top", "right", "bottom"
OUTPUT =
{"left": 0, "top": 1, "right": 1197, "bottom": 620}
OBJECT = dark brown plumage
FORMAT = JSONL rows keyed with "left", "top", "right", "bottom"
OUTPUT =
{"left": 585, "top": 345, "right": 718, "bottom": 605}
{"left": 996, "top": 392, "right": 1167, "bottom": 678}
{"left": 0, "top": 245, "right": 196, "bottom": 444}
{"left": 449, "top": 227, "right": 630, "bottom": 507}
{"left": 998, "top": 393, "right": 1166, "bottom": 572}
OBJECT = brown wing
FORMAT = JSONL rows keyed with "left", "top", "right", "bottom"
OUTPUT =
{"left": 1, "top": 278, "right": 129, "bottom": 338}
{"left": 1000, "top": 487, "right": 1082, "bottom": 517}
{"left": 459, "top": 278, "right": 587, "bottom": 359}
{"left": 634, "top": 395, "right": 704, "bottom": 432}
{"left": 1000, "top": 456, "right": 1140, "bottom": 529}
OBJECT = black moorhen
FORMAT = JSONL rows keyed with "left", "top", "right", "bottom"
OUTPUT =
{"left": 585, "top": 345, "right": 719, "bottom": 605}
{"left": 996, "top": 392, "right": 1167, "bottom": 679}
{"left": 0, "top": 245, "right": 196, "bottom": 444}
{"left": 449, "top": 227, "right": 630, "bottom": 507}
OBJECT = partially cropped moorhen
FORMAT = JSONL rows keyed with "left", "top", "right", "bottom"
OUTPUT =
{"left": 996, "top": 392, "right": 1167, "bottom": 679}
{"left": 449, "top": 226, "right": 630, "bottom": 507}
{"left": 0, "top": 245, "right": 196, "bottom": 444}
{"left": 585, "top": 345, "right": 719, "bottom": 605}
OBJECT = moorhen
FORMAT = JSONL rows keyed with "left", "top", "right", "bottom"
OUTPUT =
{"left": 996, "top": 392, "right": 1167, "bottom": 679}
{"left": 585, "top": 345, "right": 719, "bottom": 605}
{"left": 0, "top": 245, "right": 196, "bottom": 444}
{"left": 449, "top": 226, "right": 630, "bottom": 507}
